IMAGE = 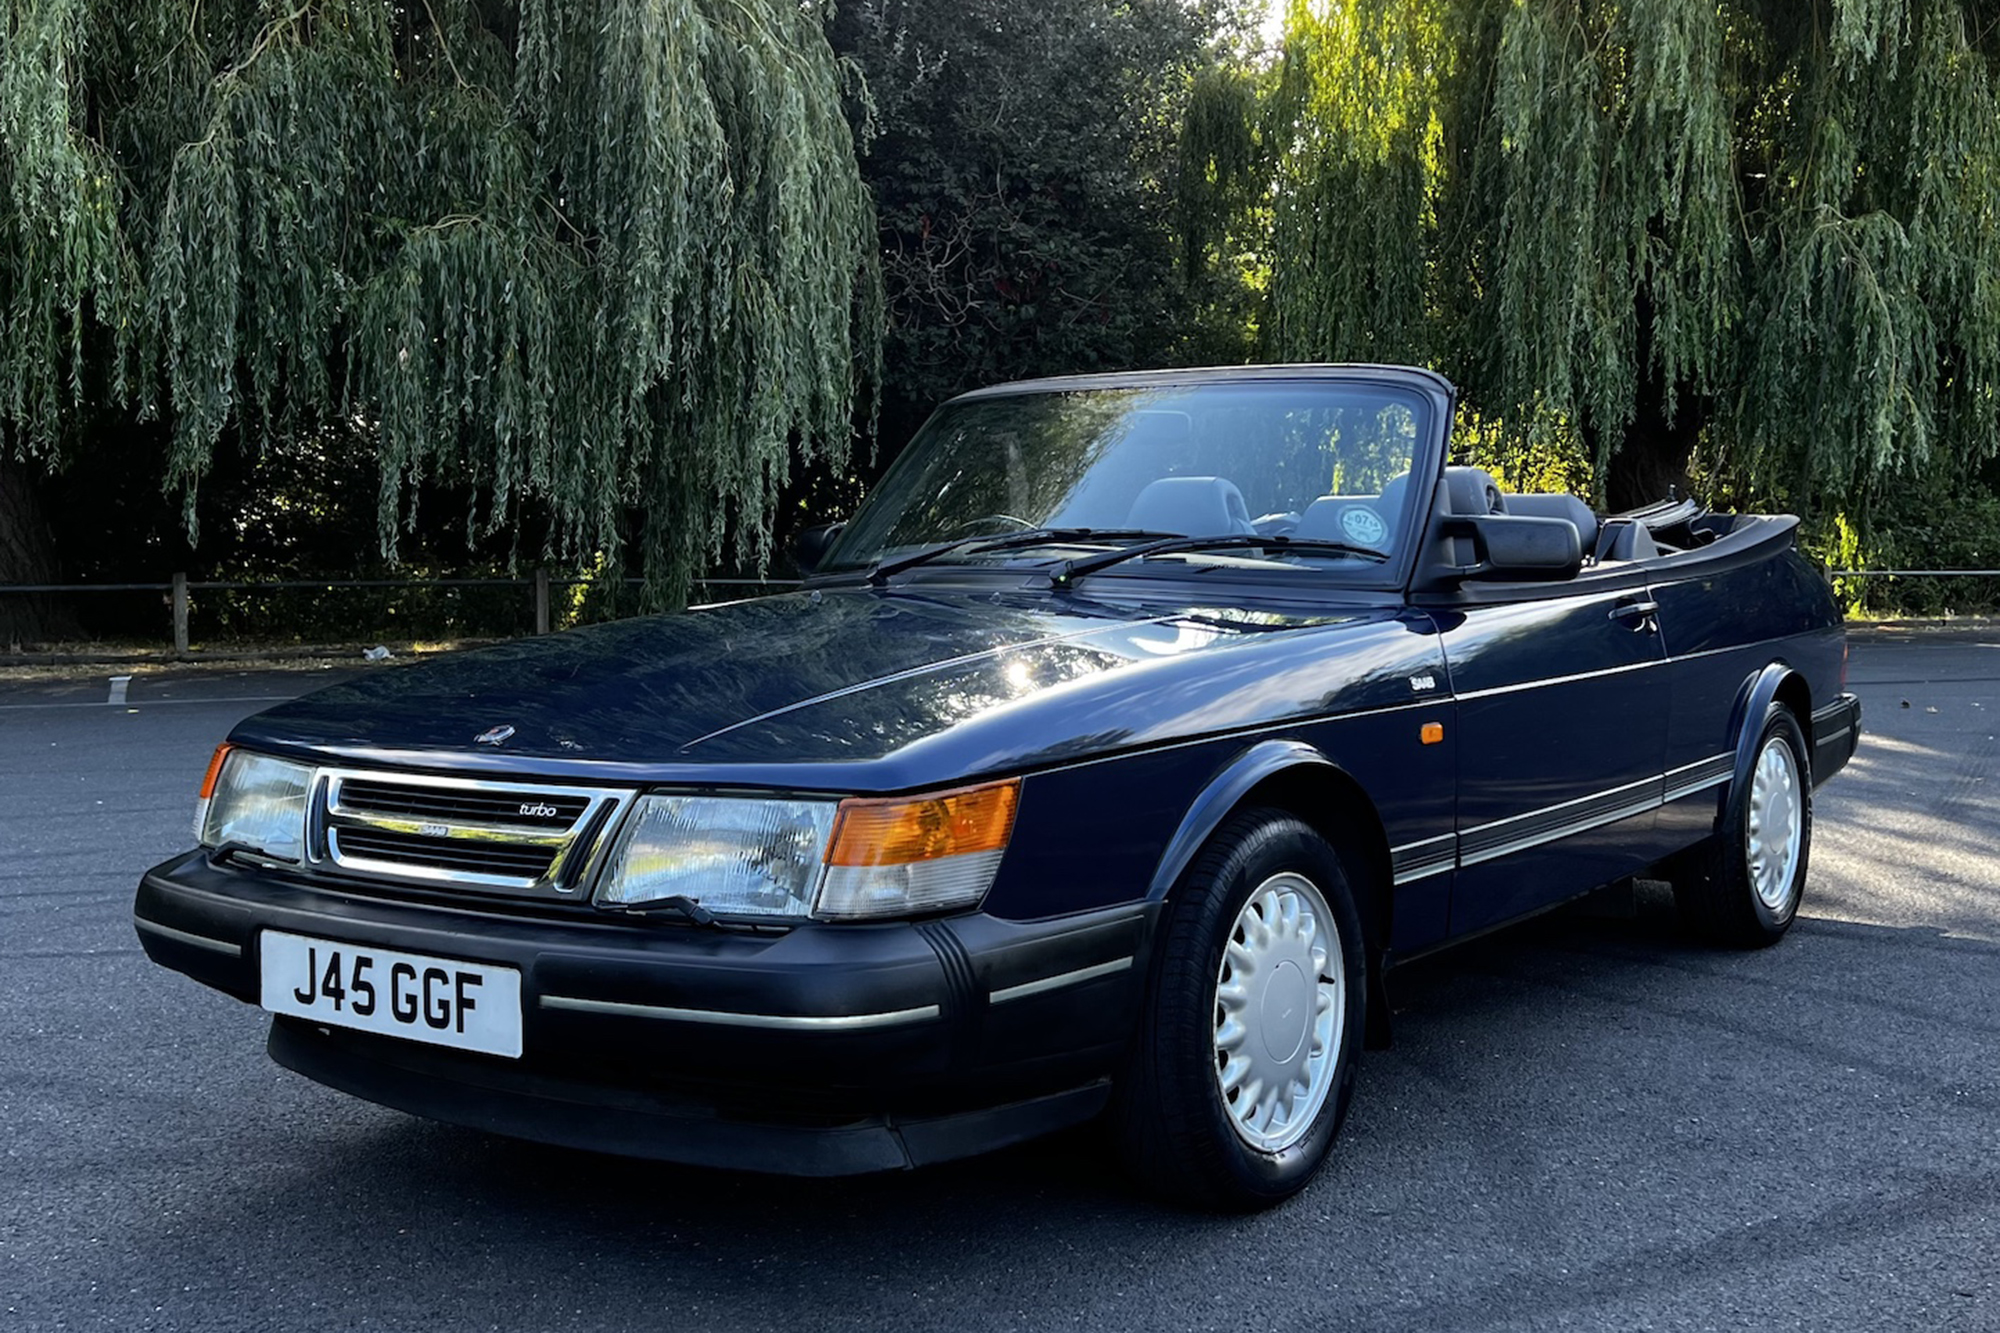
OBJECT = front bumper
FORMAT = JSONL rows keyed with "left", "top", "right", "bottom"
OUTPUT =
{"left": 135, "top": 850, "right": 1150, "bottom": 1174}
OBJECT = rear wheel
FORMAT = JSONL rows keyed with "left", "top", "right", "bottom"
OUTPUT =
{"left": 1114, "top": 808, "right": 1366, "bottom": 1210}
{"left": 1672, "top": 704, "right": 1812, "bottom": 947}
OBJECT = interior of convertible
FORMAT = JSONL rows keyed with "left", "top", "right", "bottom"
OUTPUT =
{"left": 825, "top": 382, "right": 1774, "bottom": 578}
{"left": 1013, "top": 397, "right": 1756, "bottom": 575}
{"left": 1126, "top": 463, "right": 1744, "bottom": 574}
{"left": 1435, "top": 467, "right": 1743, "bottom": 570}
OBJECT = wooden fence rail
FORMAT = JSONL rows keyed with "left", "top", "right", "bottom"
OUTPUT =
{"left": 2, "top": 569, "right": 1993, "bottom": 656}
{"left": 0, "top": 573, "right": 800, "bottom": 653}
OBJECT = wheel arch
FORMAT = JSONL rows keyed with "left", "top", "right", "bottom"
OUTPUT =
{"left": 1146, "top": 740, "right": 1394, "bottom": 956}
{"left": 1725, "top": 663, "right": 1814, "bottom": 820}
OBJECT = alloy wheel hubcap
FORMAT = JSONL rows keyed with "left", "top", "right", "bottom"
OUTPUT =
{"left": 1213, "top": 872, "right": 1345, "bottom": 1153}
{"left": 1747, "top": 736, "right": 1803, "bottom": 911}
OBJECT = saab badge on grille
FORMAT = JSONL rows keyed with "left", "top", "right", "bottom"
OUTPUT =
{"left": 474, "top": 724, "right": 516, "bottom": 746}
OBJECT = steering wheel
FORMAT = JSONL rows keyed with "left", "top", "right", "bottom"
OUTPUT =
{"left": 948, "top": 514, "right": 1038, "bottom": 535}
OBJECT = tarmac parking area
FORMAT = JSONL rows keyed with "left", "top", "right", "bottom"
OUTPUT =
{"left": 4, "top": 631, "right": 1996, "bottom": 1332}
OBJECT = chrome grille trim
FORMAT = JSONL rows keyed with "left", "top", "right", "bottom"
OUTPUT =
{"left": 314, "top": 768, "right": 635, "bottom": 896}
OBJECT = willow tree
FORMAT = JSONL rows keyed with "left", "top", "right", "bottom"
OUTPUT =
{"left": 0, "top": 0, "right": 879, "bottom": 620}
{"left": 1259, "top": 0, "right": 2000, "bottom": 517}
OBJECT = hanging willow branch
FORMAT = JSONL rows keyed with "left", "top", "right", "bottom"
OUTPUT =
{"left": 1, "top": 0, "right": 881, "bottom": 606}
{"left": 1261, "top": 0, "right": 2000, "bottom": 515}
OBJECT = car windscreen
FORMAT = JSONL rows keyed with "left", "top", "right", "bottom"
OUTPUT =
{"left": 822, "top": 380, "right": 1432, "bottom": 577}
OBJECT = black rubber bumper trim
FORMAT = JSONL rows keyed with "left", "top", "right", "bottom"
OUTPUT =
{"left": 268, "top": 1019, "right": 1112, "bottom": 1176}
{"left": 1811, "top": 693, "right": 1862, "bottom": 785}
{"left": 134, "top": 916, "right": 242, "bottom": 956}
{"left": 136, "top": 851, "right": 1151, "bottom": 1028}
{"left": 135, "top": 851, "right": 1153, "bottom": 1128}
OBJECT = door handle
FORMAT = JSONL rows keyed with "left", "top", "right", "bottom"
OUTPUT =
{"left": 1609, "top": 599, "right": 1659, "bottom": 628}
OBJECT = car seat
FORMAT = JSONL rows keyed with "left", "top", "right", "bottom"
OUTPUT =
{"left": 1125, "top": 477, "right": 1256, "bottom": 536}
{"left": 1503, "top": 492, "right": 1599, "bottom": 554}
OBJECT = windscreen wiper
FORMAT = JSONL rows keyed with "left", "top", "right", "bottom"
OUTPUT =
{"left": 865, "top": 528, "right": 1173, "bottom": 585}
{"left": 1049, "top": 534, "right": 1390, "bottom": 588}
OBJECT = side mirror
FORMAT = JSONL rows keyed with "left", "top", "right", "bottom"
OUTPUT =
{"left": 1445, "top": 514, "right": 1581, "bottom": 582}
{"left": 795, "top": 521, "right": 846, "bottom": 576}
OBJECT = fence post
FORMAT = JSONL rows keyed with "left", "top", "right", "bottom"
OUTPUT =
{"left": 533, "top": 568, "right": 550, "bottom": 635}
{"left": 171, "top": 572, "right": 189, "bottom": 655}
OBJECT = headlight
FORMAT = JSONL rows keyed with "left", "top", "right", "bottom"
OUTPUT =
{"left": 596, "top": 796, "right": 839, "bottom": 918}
{"left": 197, "top": 746, "right": 312, "bottom": 862}
{"left": 594, "top": 780, "right": 1021, "bottom": 922}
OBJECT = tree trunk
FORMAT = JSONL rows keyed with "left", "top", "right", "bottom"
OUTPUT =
{"left": 1600, "top": 287, "right": 1708, "bottom": 513}
{"left": 1592, "top": 282, "right": 1720, "bottom": 510}
{"left": 0, "top": 457, "right": 70, "bottom": 648}
{"left": 1603, "top": 407, "right": 1703, "bottom": 513}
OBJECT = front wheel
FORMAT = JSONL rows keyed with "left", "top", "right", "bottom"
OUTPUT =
{"left": 1114, "top": 808, "right": 1367, "bottom": 1210}
{"left": 1672, "top": 704, "right": 1813, "bottom": 947}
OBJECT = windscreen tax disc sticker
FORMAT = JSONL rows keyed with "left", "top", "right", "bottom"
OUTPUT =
{"left": 1340, "top": 506, "right": 1388, "bottom": 547}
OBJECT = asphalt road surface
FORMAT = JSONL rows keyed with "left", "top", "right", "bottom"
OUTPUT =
{"left": 4, "top": 631, "right": 1997, "bottom": 1332}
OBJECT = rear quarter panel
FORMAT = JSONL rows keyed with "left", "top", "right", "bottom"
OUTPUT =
{"left": 1649, "top": 527, "right": 1844, "bottom": 843}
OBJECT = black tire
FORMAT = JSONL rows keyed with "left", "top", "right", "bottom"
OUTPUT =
{"left": 1672, "top": 704, "right": 1813, "bottom": 947}
{"left": 1114, "top": 807, "right": 1367, "bottom": 1210}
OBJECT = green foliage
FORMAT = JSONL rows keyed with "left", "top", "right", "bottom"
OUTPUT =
{"left": 1173, "top": 59, "right": 1271, "bottom": 364}
{"left": 1, "top": 0, "right": 880, "bottom": 606}
{"left": 1449, "top": 408, "right": 1594, "bottom": 498}
{"left": 0, "top": 0, "right": 133, "bottom": 453}
{"left": 1821, "top": 465, "right": 2000, "bottom": 617}
{"left": 1259, "top": 0, "right": 2000, "bottom": 527}
{"left": 827, "top": 0, "right": 1210, "bottom": 456}
{"left": 1265, "top": 0, "right": 1445, "bottom": 368}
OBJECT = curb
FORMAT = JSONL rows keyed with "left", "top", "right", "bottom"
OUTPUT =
{"left": 0, "top": 640, "right": 502, "bottom": 670}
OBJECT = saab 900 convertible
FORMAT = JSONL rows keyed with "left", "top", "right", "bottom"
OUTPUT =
{"left": 136, "top": 364, "right": 1860, "bottom": 1209}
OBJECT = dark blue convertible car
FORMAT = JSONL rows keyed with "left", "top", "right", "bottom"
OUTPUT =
{"left": 136, "top": 365, "right": 1860, "bottom": 1208}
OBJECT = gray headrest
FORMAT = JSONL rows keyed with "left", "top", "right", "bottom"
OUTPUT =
{"left": 1503, "top": 492, "right": 1599, "bottom": 550}
{"left": 1126, "top": 476, "right": 1255, "bottom": 535}
{"left": 1442, "top": 466, "right": 1506, "bottom": 516}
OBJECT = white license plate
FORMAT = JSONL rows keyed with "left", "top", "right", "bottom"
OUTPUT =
{"left": 259, "top": 930, "right": 523, "bottom": 1059}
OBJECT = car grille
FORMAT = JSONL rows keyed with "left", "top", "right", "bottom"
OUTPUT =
{"left": 335, "top": 779, "right": 592, "bottom": 829}
{"left": 316, "top": 770, "right": 632, "bottom": 898}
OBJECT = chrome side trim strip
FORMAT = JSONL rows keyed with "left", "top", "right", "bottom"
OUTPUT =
{"left": 1391, "top": 833, "right": 1456, "bottom": 886}
{"left": 1664, "top": 773, "right": 1731, "bottom": 801}
{"left": 1462, "top": 772, "right": 1660, "bottom": 841}
{"left": 1663, "top": 753, "right": 1734, "bottom": 802}
{"left": 989, "top": 956, "right": 1134, "bottom": 1005}
{"left": 135, "top": 917, "right": 243, "bottom": 957}
{"left": 1392, "top": 861, "right": 1454, "bottom": 887}
{"left": 1451, "top": 657, "right": 1664, "bottom": 702}
{"left": 538, "top": 994, "right": 941, "bottom": 1030}
{"left": 1394, "top": 753, "right": 1737, "bottom": 878}
{"left": 1450, "top": 638, "right": 1794, "bottom": 705}
{"left": 1459, "top": 794, "right": 1660, "bottom": 868}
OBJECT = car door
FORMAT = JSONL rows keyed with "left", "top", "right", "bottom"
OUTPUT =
{"left": 1435, "top": 567, "right": 1675, "bottom": 937}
